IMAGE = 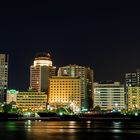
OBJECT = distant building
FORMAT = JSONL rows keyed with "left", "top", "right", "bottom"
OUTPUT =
{"left": 125, "top": 68, "right": 140, "bottom": 109}
{"left": 48, "top": 76, "right": 81, "bottom": 113}
{"left": 0, "top": 54, "right": 9, "bottom": 103}
{"left": 93, "top": 82, "right": 125, "bottom": 110}
{"left": 58, "top": 65, "right": 93, "bottom": 111}
{"left": 128, "top": 87, "right": 140, "bottom": 110}
{"left": 16, "top": 91, "right": 47, "bottom": 112}
{"left": 125, "top": 73, "right": 138, "bottom": 87}
{"left": 6, "top": 89, "right": 18, "bottom": 106}
{"left": 30, "top": 53, "right": 56, "bottom": 92}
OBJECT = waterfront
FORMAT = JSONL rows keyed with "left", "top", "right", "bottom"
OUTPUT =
{"left": 0, "top": 121, "right": 140, "bottom": 140}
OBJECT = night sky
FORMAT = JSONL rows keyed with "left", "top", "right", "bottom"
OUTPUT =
{"left": 0, "top": 1, "right": 140, "bottom": 90}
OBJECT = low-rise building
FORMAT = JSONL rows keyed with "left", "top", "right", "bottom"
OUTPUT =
{"left": 128, "top": 87, "right": 140, "bottom": 110}
{"left": 94, "top": 82, "right": 125, "bottom": 110}
{"left": 16, "top": 91, "right": 47, "bottom": 112}
{"left": 7, "top": 89, "right": 18, "bottom": 104}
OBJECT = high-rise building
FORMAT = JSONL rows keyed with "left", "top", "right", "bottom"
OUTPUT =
{"left": 125, "top": 73, "right": 138, "bottom": 87}
{"left": 125, "top": 68, "right": 140, "bottom": 109}
{"left": 48, "top": 76, "right": 81, "bottom": 113}
{"left": 0, "top": 54, "right": 9, "bottom": 103}
{"left": 93, "top": 82, "right": 125, "bottom": 110}
{"left": 30, "top": 53, "right": 56, "bottom": 92}
{"left": 125, "top": 68, "right": 140, "bottom": 87}
{"left": 58, "top": 65, "right": 93, "bottom": 111}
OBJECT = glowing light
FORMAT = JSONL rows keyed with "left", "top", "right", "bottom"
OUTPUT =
{"left": 135, "top": 112, "right": 138, "bottom": 116}
{"left": 59, "top": 112, "right": 63, "bottom": 116}
{"left": 34, "top": 60, "right": 52, "bottom": 66}
{"left": 7, "top": 89, "right": 17, "bottom": 94}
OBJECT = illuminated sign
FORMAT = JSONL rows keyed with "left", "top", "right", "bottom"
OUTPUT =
{"left": 8, "top": 89, "right": 17, "bottom": 94}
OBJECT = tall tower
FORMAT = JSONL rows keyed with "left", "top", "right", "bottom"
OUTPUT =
{"left": 30, "top": 53, "right": 56, "bottom": 92}
{"left": 0, "top": 54, "right": 9, "bottom": 103}
{"left": 58, "top": 64, "right": 94, "bottom": 111}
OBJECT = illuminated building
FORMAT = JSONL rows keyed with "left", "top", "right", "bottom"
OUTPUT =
{"left": 94, "top": 82, "right": 125, "bottom": 110}
{"left": 125, "top": 73, "right": 138, "bottom": 87}
{"left": 58, "top": 65, "right": 93, "bottom": 111}
{"left": 0, "top": 54, "right": 9, "bottom": 103}
{"left": 48, "top": 76, "right": 81, "bottom": 113}
{"left": 7, "top": 89, "right": 18, "bottom": 105}
{"left": 16, "top": 91, "right": 47, "bottom": 111}
{"left": 30, "top": 53, "right": 56, "bottom": 92}
{"left": 128, "top": 87, "right": 140, "bottom": 110}
{"left": 125, "top": 68, "right": 140, "bottom": 87}
{"left": 125, "top": 68, "right": 140, "bottom": 109}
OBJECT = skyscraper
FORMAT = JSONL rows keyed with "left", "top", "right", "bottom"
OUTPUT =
{"left": 0, "top": 54, "right": 9, "bottom": 103}
{"left": 30, "top": 53, "right": 56, "bottom": 92}
{"left": 58, "top": 64, "right": 94, "bottom": 111}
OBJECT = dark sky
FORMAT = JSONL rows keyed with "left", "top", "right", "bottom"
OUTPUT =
{"left": 0, "top": 1, "right": 140, "bottom": 90}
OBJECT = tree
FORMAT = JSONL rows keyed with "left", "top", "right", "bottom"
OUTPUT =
{"left": 11, "top": 108, "right": 18, "bottom": 113}
{"left": 121, "top": 108, "right": 127, "bottom": 115}
{"left": 94, "top": 105, "right": 101, "bottom": 112}
{"left": 2, "top": 103, "right": 12, "bottom": 113}
{"left": 56, "top": 107, "right": 71, "bottom": 115}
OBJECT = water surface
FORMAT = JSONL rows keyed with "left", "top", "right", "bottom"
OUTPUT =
{"left": 0, "top": 120, "right": 140, "bottom": 140}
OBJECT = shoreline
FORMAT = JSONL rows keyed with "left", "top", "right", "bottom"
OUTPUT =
{"left": 0, "top": 116, "right": 138, "bottom": 121}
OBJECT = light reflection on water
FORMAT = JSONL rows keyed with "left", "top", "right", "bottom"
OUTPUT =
{"left": 0, "top": 121, "right": 140, "bottom": 140}
{"left": 6, "top": 121, "right": 17, "bottom": 131}
{"left": 24, "top": 120, "right": 32, "bottom": 132}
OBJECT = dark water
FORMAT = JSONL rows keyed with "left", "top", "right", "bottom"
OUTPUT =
{"left": 0, "top": 120, "right": 140, "bottom": 140}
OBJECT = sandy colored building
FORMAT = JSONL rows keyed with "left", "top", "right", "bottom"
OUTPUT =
{"left": 16, "top": 91, "right": 47, "bottom": 112}
{"left": 48, "top": 76, "right": 81, "bottom": 113}
{"left": 128, "top": 87, "right": 140, "bottom": 110}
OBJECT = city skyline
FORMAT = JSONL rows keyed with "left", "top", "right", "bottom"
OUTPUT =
{"left": 0, "top": 1, "right": 140, "bottom": 89}
{"left": 1, "top": 50, "right": 139, "bottom": 90}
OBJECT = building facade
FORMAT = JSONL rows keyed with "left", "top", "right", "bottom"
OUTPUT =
{"left": 58, "top": 65, "right": 93, "bottom": 111}
{"left": 125, "top": 68, "right": 140, "bottom": 109}
{"left": 7, "top": 89, "right": 18, "bottom": 105}
{"left": 125, "top": 72, "right": 138, "bottom": 87}
{"left": 48, "top": 76, "right": 81, "bottom": 113}
{"left": 128, "top": 87, "right": 140, "bottom": 110}
{"left": 30, "top": 53, "right": 56, "bottom": 92}
{"left": 94, "top": 82, "right": 125, "bottom": 110}
{"left": 0, "top": 54, "right": 9, "bottom": 103}
{"left": 16, "top": 91, "right": 47, "bottom": 112}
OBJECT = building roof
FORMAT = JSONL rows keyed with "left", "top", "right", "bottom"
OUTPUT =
{"left": 35, "top": 52, "right": 51, "bottom": 60}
